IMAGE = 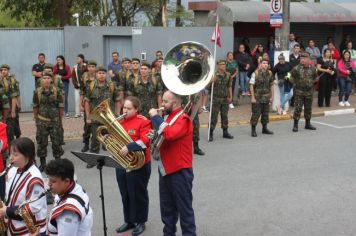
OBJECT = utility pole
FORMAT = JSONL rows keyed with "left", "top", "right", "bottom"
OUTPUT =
{"left": 275, "top": 0, "right": 290, "bottom": 52}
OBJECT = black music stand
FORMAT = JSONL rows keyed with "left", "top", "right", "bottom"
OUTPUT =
{"left": 71, "top": 151, "right": 120, "bottom": 236}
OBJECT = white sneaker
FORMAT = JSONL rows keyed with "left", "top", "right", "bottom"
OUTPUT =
{"left": 339, "top": 101, "right": 345, "bottom": 107}
{"left": 344, "top": 101, "right": 351, "bottom": 107}
{"left": 229, "top": 103, "right": 234, "bottom": 109}
{"left": 282, "top": 111, "right": 287, "bottom": 115}
{"left": 201, "top": 106, "right": 208, "bottom": 113}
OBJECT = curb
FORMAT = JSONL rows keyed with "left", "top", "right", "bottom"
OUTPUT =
{"left": 199, "top": 108, "right": 356, "bottom": 129}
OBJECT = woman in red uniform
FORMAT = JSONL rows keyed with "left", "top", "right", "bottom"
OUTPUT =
{"left": 0, "top": 122, "right": 8, "bottom": 200}
{"left": 115, "top": 96, "right": 151, "bottom": 236}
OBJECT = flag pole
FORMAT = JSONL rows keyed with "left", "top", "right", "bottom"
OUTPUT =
{"left": 207, "top": 14, "right": 219, "bottom": 141}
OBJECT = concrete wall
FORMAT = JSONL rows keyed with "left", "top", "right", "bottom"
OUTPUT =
{"left": 0, "top": 28, "right": 64, "bottom": 112}
{"left": 64, "top": 26, "right": 234, "bottom": 66}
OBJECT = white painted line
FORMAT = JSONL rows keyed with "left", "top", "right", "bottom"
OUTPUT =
{"left": 324, "top": 108, "right": 355, "bottom": 116}
{"left": 312, "top": 121, "right": 356, "bottom": 129}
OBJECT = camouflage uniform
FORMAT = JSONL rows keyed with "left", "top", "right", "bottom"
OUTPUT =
{"left": 84, "top": 79, "right": 120, "bottom": 153}
{"left": 250, "top": 69, "right": 274, "bottom": 126}
{"left": 33, "top": 85, "right": 64, "bottom": 168}
{"left": 80, "top": 72, "right": 96, "bottom": 149}
{"left": 209, "top": 71, "right": 231, "bottom": 130}
{"left": 152, "top": 68, "right": 167, "bottom": 92}
{"left": 1, "top": 74, "right": 19, "bottom": 144}
{"left": 249, "top": 69, "right": 274, "bottom": 137}
{"left": 126, "top": 75, "right": 163, "bottom": 118}
{"left": 181, "top": 94, "right": 204, "bottom": 155}
{"left": 289, "top": 61, "right": 318, "bottom": 131}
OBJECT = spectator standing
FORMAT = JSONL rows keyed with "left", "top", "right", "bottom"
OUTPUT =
{"left": 317, "top": 49, "right": 337, "bottom": 107}
{"left": 272, "top": 54, "right": 293, "bottom": 115}
{"left": 226, "top": 52, "right": 238, "bottom": 108}
{"left": 337, "top": 51, "right": 356, "bottom": 107}
{"left": 32, "top": 53, "right": 46, "bottom": 87}
{"left": 343, "top": 41, "right": 356, "bottom": 61}
{"left": 289, "top": 44, "right": 301, "bottom": 68}
{"left": 236, "top": 44, "right": 252, "bottom": 96}
{"left": 267, "top": 35, "right": 276, "bottom": 65}
{"left": 339, "top": 34, "right": 352, "bottom": 53}
{"left": 72, "top": 54, "right": 87, "bottom": 118}
{"left": 251, "top": 43, "right": 265, "bottom": 67}
{"left": 326, "top": 42, "right": 340, "bottom": 61}
{"left": 108, "top": 51, "right": 122, "bottom": 82}
{"left": 53, "top": 55, "right": 71, "bottom": 118}
{"left": 305, "top": 39, "right": 321, "bottom": 64}
{"left": 322, "top": 37, "right": 334, "bottom": 55}
{"left": 288, "top": 33, "right": 298, "bottom": 53}
{"left": 151, "top": 50, "right": 163, "bottom": 69}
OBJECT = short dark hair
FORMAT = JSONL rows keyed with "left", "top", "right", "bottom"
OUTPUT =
{"left": 38, "top": 53, "right": 45, "bottom": 58}
{"left": 112, "top": 51, "right": 119, "bottom": 56}
{"left": 11, "top": 137, "right": 36, "bottom": 168}
{"left": 45, "top": 158, "right": 75, "bottom": 182}
{"left": 141, "top": 62, "right": 151, "bottom": 69}
{"left": 294, "top": 44, "right": 300, "bottom": 48}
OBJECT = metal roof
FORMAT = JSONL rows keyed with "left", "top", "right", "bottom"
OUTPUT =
{"left": 217, "top": 1, "right": 356, "bottom": 24}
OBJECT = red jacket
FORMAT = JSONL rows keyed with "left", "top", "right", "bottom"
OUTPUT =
{"left": 53, "top": 64, "right": 71, "bottom": 81}
{"left": 337, "top": 59, "right": 356, "bottom": 78}
{"left": 121, "top": 114, "right": 151, "bottom": 164}
{"left": 160, "top": 108, "right": 193, "bottom": 175}
{"left": 0, "top": 123, "right": 8, "bottom": 172}
{"left": 331, "top": 48, "right": 340, "bottom": 61}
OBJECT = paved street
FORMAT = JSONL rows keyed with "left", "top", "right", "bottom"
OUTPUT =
{"left": 56, "top": 113, "right": 356, "bottom": 236}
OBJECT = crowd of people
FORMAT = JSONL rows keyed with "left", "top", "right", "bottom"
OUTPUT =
{"left": 0, "top": 33, "right": 355, "bottom": 235}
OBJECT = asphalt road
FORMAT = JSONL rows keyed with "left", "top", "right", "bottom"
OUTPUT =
{"left": 54, "top": 113, "right": 356, "bottom": 236}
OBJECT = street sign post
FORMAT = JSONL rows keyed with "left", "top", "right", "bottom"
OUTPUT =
{"left": 270, "top": 0, "right": 283, "bottom": 28}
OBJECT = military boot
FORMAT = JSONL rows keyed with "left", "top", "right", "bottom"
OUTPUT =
{"left": 262, "top": 124, "right": 273, "bottom": 135}
{"left": 251, "top": 125, "right": 257, "bottom": 137}
{"left": 38, "top": 157, "right": 46, "bottom": 172}
{"left": 305, "top": 119, "right": 316, "bottom": 130}
{"left": 222, "top": 129, "right": 234, "bottom": 139}
{"left": 193, "top": 142, "right": 205, "bottom": 156}
{"left": 292, "top": 119, "right": 298, "bottom": 132}
{"left": 81, "top": 142, "right": 89, "bottom": 152}
{"left": 208, "top": 129, "right": 214, "bottom": 142}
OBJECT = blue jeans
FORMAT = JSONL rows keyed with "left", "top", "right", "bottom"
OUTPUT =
{"left": 239, "top": 71, "right": 249, "bottom": 93}
{"left": 62, "top": 80, "right": 69, "bottom": 114}
{"left": 281, "top": 89, "right": 293, "bottom": 110}
{"left": 338, "top": 77, "right": 352, "bottom": 102}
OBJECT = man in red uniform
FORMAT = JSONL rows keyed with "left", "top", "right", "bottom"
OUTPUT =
{"left": 149, "top": 90, "right": 196, "bottom": 236}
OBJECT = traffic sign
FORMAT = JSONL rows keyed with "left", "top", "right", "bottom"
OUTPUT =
{"left": 270, "top": 0, "right": 283, "bottom": 27}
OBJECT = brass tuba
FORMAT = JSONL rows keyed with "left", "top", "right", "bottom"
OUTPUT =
{"left": 150, "top": 41, "right": 214, "bottom": 158}
{"left": 90, "top": 99, "right": 145, "bottom": 171}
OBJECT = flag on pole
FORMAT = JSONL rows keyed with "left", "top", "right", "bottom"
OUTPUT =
{"left": 210, "top": 24, "right": 222, "bottom": 47}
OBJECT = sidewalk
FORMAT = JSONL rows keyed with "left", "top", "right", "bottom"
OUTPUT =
{"left": 19, "top": 94, "right": 356, "bottom": 141}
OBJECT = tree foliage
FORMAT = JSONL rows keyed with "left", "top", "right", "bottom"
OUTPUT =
{"left": 0, "top": 0, "right": 193, "bottom": 27}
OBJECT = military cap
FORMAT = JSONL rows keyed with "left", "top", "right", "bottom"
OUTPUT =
{"left": 217, "top": 59, "right": 226, "bottom": 65}
{"left": 0, "top": 64, "right": 10, "bottom": 70}
{"left": 122, "top": 57, "right": 131, "bottom": 62}
{"left": 141, "top": 62, "right": 151, "bottom": 69}
{"left": 42, "top": 71, "right": 53, "bottom": 77}
{"left": 300, "top": 52, "right": 310, "bottom": 58}
{"left": 87, "top": 60, "right": 97, "bottom": 66}
{"left": 132, "top": 58, "right": 141, "bottom": 63}
{"left": 44, "top": 63, "right": 54, "bottom": 69}
{"left": 98, "top": 66, "right": 107, "bottom": 72}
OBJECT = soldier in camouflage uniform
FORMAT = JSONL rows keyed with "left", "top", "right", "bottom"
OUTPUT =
{"left": 249, "top": 59, "right": 274, "bottom": 137}
{"left": 0, "top": 64, "right": 20, "bottom": 144}
{"left": 125, "top": 58, "right": 141, "bottom": 96}
{"left": 126, "top": 62, "right": 163, "bottom": 118}
{"left": 207, "top": 59, "right": 234, "bottom": 142}
{"left": 181, "top": 93, "right": 205, "bottom": 155}
{"left": 80, "top": 60, "right": 97, "bottom": 152}
{"left": 39, "top": 64, "right": 65, "bottom": 145}
{"left": 152, "top": 57, "right": 167, "bottom": 92}
{"left": 33, "top": 71, "right": 64, "bottom": 171}
{"left": 84, "top": 66, "right": 120, "bottom": 166}
{"left": 288, "top": 53, "right": 318, "bottom": 132}
{"left": 115, "top": 57, "right": 131, "bottom": 108}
